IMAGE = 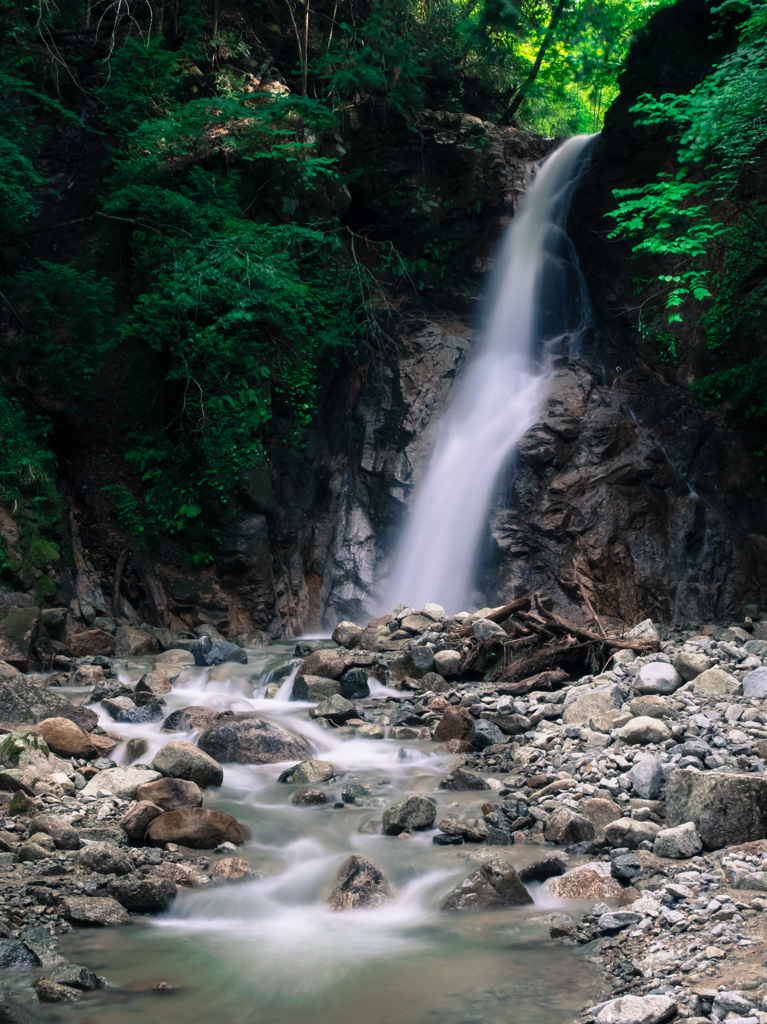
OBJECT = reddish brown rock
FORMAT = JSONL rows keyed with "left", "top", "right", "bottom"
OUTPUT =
{"left": 297, "top": 649, "right": 347, "bottom": 680}
{"left": 146, "top": 808, "right": 249, "bottom": 849}
{"left": 67, "top": 630, "right": 116, "bottom": 658}
{"left": 33, "top": 717, "right": 97, "bottom": 759}
{"left": 136, "top": 777, "right": 203, "bottom": 811}
{"left": 433, "top": 705, "right": 474, "bottom": 742}
{"left": 212, "top": 857, "right": 249, "bottom": 878}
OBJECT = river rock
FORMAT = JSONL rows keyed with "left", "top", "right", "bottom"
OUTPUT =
{"left": 0, "top": 673, "right": 76, "bottom": 724}
{"left": 147, "top": 808, "right": 249, "bottom": 848}
{"left": 582, "top": 797, "right": 623, "bottom": 835}
{"left": 212, "top": 857, "right": 249, "bottom": 878}
{"left": 616, "top": 717, "right": 671, "bottom": 745}
{"left": 518, "top": 855, "right": 566, "bottom": 883}
{"left": 136, "top": 777, "right": 203, "bottom": 810}
{"left": 114, "top": 626, "right": 160, "bottom": 658}
{"left": 544, "top": 862, "right": 623, "bottom": 900}
{"left": 81, "top": 766, "right": 162, "bottom": 800}
{"left": 298, "top": 649, "right": 346, "bottom": 679}
{"left": 49, "top": 964, "right": 102, "bottom": 991}
{"left": 382, "top": 795, "right": 437, "bottom": 835}
{"left": 595, "top": 994, "right": 676, "bottom": 1024}
{"left": 562, "top": 688, "right": 621, "bottom": 727}
{"left": 743, "top": 667, "right": 767, "bottom": 698}
{"left": 292, "top": 788, "right": 328, "bottom": 805}
{"left": 439, "top": 767, "right": 490, "bottom": 791}
{"left": 442, "top": 859, "right": 532, "bottom": 910}
{"left": 0, "top": 607, "right": 41, "bottom": 670}
{"left": 438, "top": 816, "right": 490, "bottom": 843}
{"left": 652, "top": 821, "right": 702, "bottom": 859}
{"left": 673, "top": 650, "right": 712, "bottom": 681}
{"left": 198, "top": 718, "right": 312, "bottom": 765}
{"left": 628, "top": 757, "right": 665, "bottom": 799}
{"left": 78, "top": 841, "right": 135, "bottom": 875}
{"left": 544, "top": 806, "right": 595, "bottom": 845}
{"left": 483, "top": 712, "right": 532, "bottom": 736}
{"left": 106, "top": 877, "right": 177, "bottom": 913}
{"left": 633, "top": 663, "right": 683, "bottom": 695}
{"left": 598, "top": 911, "right": 641, "bottom": 933}
{"left": 62, "top": 896, "right": 130, "bottom": 926}
{"left": 327, "top": 855, "right": 393, "bottom": 911}
{"left": 311, "top": 694, "right": 357, "bottom": 722}
{"left": 291, "top": 675, "right": 342, "bottom": 701}
{"left": 196, "top": 639, "right": 247, "bottom": 667}
{"left": 604, "top": 817, "right": 661, "bottom": 849}
{"left": 665, "top": 768, "right": 767, "bottom": 849}
{"left": 102, "top": 697, "right": 164, "bottom": 724}
{"left": 67, "top": 629, "right": 116, "bottom": 658}
{"left": 468, "top": 719, "right": 504, "bottom": 750}
{"left": 161, "top": 705, "right": 223, "bottom": 733}
{"left": 277, "top": 759, "right": 335, "bottom": 784}
{"left": 433, "top": 650, "right": 461, "bottom": 678}
{"left": 33, "top": 718, "right": 97, "bottom": 760}
{"left": 692, "top": 667, "right": 741, "bottom": 696}
{"left": 156, "top": 649, "right": 196, "bottom": 665}
{"left": 433, "top": 705, "right": 473, "bottom": 741}
{"left": 0, "top": 939, "right": 40, "bottom": 968}
{"left": 151, "top": 741, "right": 223, "bottom": 788}
{"left": 472, "top": 619, "right": 506, "bottom": 641}
{"left": 331, "top": 622, "right": 363, "bottom": 648}
{"left": 29, "top": 813, "right": 80, "bottom": 850}
{"left": 339, "top": 668, "right": 370, "bottom": 700}
{"left": 135, "top": 670, "right": 174, "bottom": 700}
{"left": 628, "top": 695, "right": 677, "bottom": 719}
{"left": 120, "top": 800, "right": 163, "bottom": 839}
{"left": 611, "top": 853, "right": 642, "bottom": 882}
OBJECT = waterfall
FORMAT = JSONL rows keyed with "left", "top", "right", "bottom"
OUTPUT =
{"left": 383, "top": 134, "right": 595, "bottom": 615}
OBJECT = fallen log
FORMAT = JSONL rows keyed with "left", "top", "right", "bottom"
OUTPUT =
{"left": 496, "top": 667, "right": 569, "bottom": 696}
{"left": 490, "top": 639, "right": 587, "bottom": 683}
{"left": 533, "top": 595, "right": 659, "bottom": 653}
{"left": 451, "top": 597, "right": 532, "bottom": 639}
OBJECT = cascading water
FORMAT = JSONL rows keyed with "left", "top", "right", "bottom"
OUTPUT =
{"left": 383, "top": 135, "right": 595, "bottom": 614}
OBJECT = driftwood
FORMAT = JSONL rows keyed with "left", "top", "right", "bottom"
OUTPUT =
{"left": 496, "top": 667, "right": 569, "bottom": 696}
{"left": 532, "top": 595, "right": 658, "bottom": 653}
{"left": 451, "top": 597, "right": 532, "bottom": 639}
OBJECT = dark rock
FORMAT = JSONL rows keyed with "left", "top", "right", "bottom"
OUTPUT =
{"left": 49, "top": 965, "right": 102, "bottom": 991}
{"left": 544, "top": 806, "right": 596, "bottom": 845}
{"left": 0, "top": 939, "right": 40, "bottom": 968}
{"left": 126, "top": 737, "right": 149, "bottom": 762}
{"left": 34, "top": 980, "right": 82, "bottom": 1003}
{"left": 290, "top": 676, "right": 341, "bottom": 701}
{"left": 198, "top": 718, "right": 312, "bottom": 765}
{"left": 327, "top": 855, "right": 393, "bottom": 911}
{"left": 277, "top": 759, "right": 335, "bottom": 784}
{"left": 0, "top": 607, "right": 41, "bottom": 670}
{"left": 341, "top": 782, "right": 370, "bottom": 803}
{"left": 482, "top": 713, "right": 532, "bottom": 736}
{"left": 433, "top": 705, "right": 474, "bottom": 741}
{"left": 59, "top": 705, "right": 99, "bottom": 733}
{"left": 195, "top": 638, "right": 247, "bottom": 667}
{"left": 518, "top": 856, "right": 567, "bottom": 883}
{"left": 78, "top": 841, "right": 135, "bottom": 875}
{"left": 468, "top": 719, "right": 505, "bottom": 750}
{"left": 29, "top": 814, "right": 80, "bottom": 851}
{"left": 61, "top": 895, "right": 131, "bottom": 926}
{"left": 0, "top": 673, "right": 76, "bottom": 724}
{"left": 441, "top": 859, "right": 533, "bottom": 910}
{"left": 439, "top": 767, "right": 490, "bottom": 791}
{"left": 433, "top": 832, "right": 465, "bottom": 846}
{"left": 611, "top": 852, "right": 643, "bottom": 883}
{"left": 106, "top": 877, "right": 177, "bottom": 913}
{"left": 310, "top": 694, "right": 357, "bottom": 722}
{"left": 68, "top": 629, "right": 116, "bottom": 658}
{"left": 292, "top": 789, "right": 329, "bottom": 805}
{"left": 382, "top": 795, "right": 437, "bottom": 835}
{"left": 0, "top": 996, "right": 36, "bottom": 1024}
{"left": 114, "top": 626, "right": 160, "bottom": 658}
{"left": 102, "top": 698, "right": 164, "bottom": 724}
{"left": 339, "top": 668, "right": 370, "bottom": 700}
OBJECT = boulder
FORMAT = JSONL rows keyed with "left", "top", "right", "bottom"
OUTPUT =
{"left": 598, "top": 911, "right": 641, "bottom": 933}
{"left": 544, "top": 806, "right": 596, "bottom": 845}
{"left": 33, "top": 718, "right": 97, "bottom": 760}
{"left": 120, "top": 800, "right": 163, "bottom": 840}
{"left": 582, "top": 797, "right": 623, "bottom": 833}
{"left": 102, "top": 697, "right": 164, "bottom": 724}
{"left": 604, "top": 817, "right": 661, "bottom": 849}
{"left": 198, "top": 718, "right": 312, "bottom": 765}
{"left": 633, "top": 663, "right": 683, "bottom": 695}
{"left": 442, "top": 859, "right": 532, "bottom": 910}
{"left": 743, "top": 667, "right": 767, "bottom": 698}
{"left": 212, "top": 857, "right": 249, "bottom": 878}
{"left": 628, "top": 757, "right": 665, "bottom": 800}
{"left": 595, "top": 994, "right": 676, "bottom": 1024}
{"left": 483, "top": 712, "right": 532, "bottom": 736}
{"left": 136, "top": 777, "right": 203, "bottom": 810}
{"left": 611, "top": 853, "right": 642, "bottom": 883}
{"left": 114, "top": 626, "right": 160, "bottom": 658}
{"left": 195, "top": 638, "right": 247, "bottom": 667}
{"left": 277, "top": 759, "right": 336, "bottom": 784}
{"left": 665, "top": 768, "right": 767, "bottom": 850}
{"left": 0, "top": 607, "right": 41, "bottom": 670}
{"left": 437, "top": 817, "right": 490, "bottom": 843}
{"left": 433, "top": 706, "right": 474, "bottom": 741}
{"left": 29, "top": 813, "right": 80, "bottom": 850}
{"left": 135, "top": 670, "right": 174, "bottom": 700}
{"left": 628, "top": 696, "right": 678, "bottom": 720}
{"left": 147, "top": 807, "right": 248, "bottom": 848}
{"left": 67, "top": 629, "right": 116, "bottom": 658}
{"left": 616, "top": 717, "right": 671, "bottom": 745}
{"left": 439, "top": 767, "right": 490, "bottom": 791}
{"left": 339, "top": 668, "right": 370, "bottom": 700}
{"left": 382, "top": 795, "right": 437, "bottom": 835}
{"left": 401, "top": 613, "right": 432, "bottom": 635}
{"left": 468, "top": 719, "right": 504, "bottom": 750}
{"left": 562, "top": 688, "right": 621, "bottom": 727}
{"left": 652, "top": 821, "right": 702, "bottom": 859}
{"left": 78, "top": 841, "right": 134, "bottom": 875}
{"left": 49, "top": 965, "right": 102, "bottom": 991}
{"left": 106, "top": 877, "right": 177, "bottom": 913}
{"left": 544, "top": 862, "right": 623, "bottom": 901}
{"left": 61, "top": 896, "right": 130, "bottom": 926}
{"left": 517, "top": 856, "right": 566, "bottom": 883}
{"left": 672, "top": 650, "right": 712, "bottom": 681}
{"left": 80, "top": 767, "right": 162, "bottom": 800}
{"left": 151, "top": 741, "right": 223, "bottom": 788}
{"left": 310, "top": 694, "right": 357, "bottom": 722}
{"left": 0, "top": 673, "right": 76, "bottom": 724}
{"left": 290, "top": 675, "right": 342, "bottom": 702}
{"left": 328, "top": 855, "right": 393, "bottom": 911}
{"left": 156, "top": 648, "right": 196, "bottom": 665}
{"left": 298, "top": 649, "right": 347, "bottom": 680}
{"left": 692, "top": 667, "right": 741, "bottom": 696}
{"left": 0, "top": 939, "right": 40, "bottom": 968}
{"left": 161, "top": 705, "right": 222, "bottom": 733}
{"left": 331, "top": 622, "right": 363, "bottom": 649}
{"left": 433, "top": 650, "right": 461, "bottom": 678}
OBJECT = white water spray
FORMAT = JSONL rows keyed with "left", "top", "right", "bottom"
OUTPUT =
{"left": 383, "top": 135, "right": 595, "bottom": 614}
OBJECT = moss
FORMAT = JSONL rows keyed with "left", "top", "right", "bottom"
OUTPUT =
{"left": 33, "top": 576, "right": 56, "bottom": 604}
{"left": 0, "top": 607, "right": 40, "bottom": 652}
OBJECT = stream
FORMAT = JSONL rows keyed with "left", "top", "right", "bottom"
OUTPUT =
{"left": 38, "top": 643, "right": 600, "bottom": 1024}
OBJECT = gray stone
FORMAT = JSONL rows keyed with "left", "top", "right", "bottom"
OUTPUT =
{"left": 595, "top": 994, "right": 676, "bottom": 1024}
{"left": 433, "top": 650, "right": 462, "bottom": 678}
{"left": 198, "top": 718, "right": 312, "bottom": 765}
{"left": 472, "top": 619, "right": 506, "bottom": 641}
{"left": 339, "top": 668, "right": 370, "bottom": 700}
{"left": 195, "top": 638, "right": 247, "bottom": 668}
{"left": 616, "top": 717, "right": 671, "bottom": 745}
{"left": 106, "top": 877, "right": 177, "bottom": 913}
{"left": 0, "top": 673, "right": 75, "bottom": 724}
{"left": 49, "top": 965, "right": 102, "bottom": 991}
{"left": 411, "top": 647, "right": 434, "bottom": 673}
{"left": 665, "top": 768, "right": 767, "bottom": 850}
{"left": 652, "top": 821, "right": 702, "bottom": 859}
{"left": 611, "top": 853, "right": 642, "bottom": 882}
{"left": 80, "top": 766, "right": 162, "bottom": 800}
{"left": 562, "top": 686, "right": 622, "bottom": 727}
{"left": 743, "top": 667, "right": 767, "bottom": 698}
{"left": 78, "top": 842, "right": 134, "bottom": 876}
{"left": 629, "top": 757, "right": 665, "bottom": 799}
{"left": 437, "top": 816, "right": 490, "bottom": 843}
{"left": 310, "top": 694, "right": 358, "bottom": 722}
{"left": 438, "top": 767, "right": 490, "bottom": 791}
{"left": 290, "top": 676, "right": 342, "bottom": 701}
{"left": 672, "top": 651, "right": 712, "bottom": 681}
{"left": 442, "top": 859, "right": 533, "bottom": 910}
{"left": 634, "top": 662, "right": 683, "bottom": 695}
{"left": 0, "top": 939, "right": 40, "bottom": 968}
{"left": 744, "top": 639, "right": 767, "bottom": 656}
{"left": 277, "top": 759, "right": 336, "bottom": 784}
{"left": 692, "top": 667, "right": 741, "bottom": 696}
{"left": 331, "top": 622, "right": 363, "bottom": 648}
{"left": 151, "top": 740, "right": 224, "bottom": 788}
{"left": 29, "top": 813, "right": 80, "bottom": 851}
{"left": 102, "top": 698, "right": 164, "bottom": 724}
{"left": 327, "top": 855, "right": 393, "bottom": 911}
{"left": 382, "top": 795, "right": 437, "bottom": 835}
{"left": 62, "top": 896, "right": 130, "bottom": 926}
{"left": 603, "top": 817, "right": 661, "bottom": 849}
{"left": 598, "top": 911, "right": 641, "bottom": 932}
{"left": 468, "top": 719, "right": 504, "bottom": 750}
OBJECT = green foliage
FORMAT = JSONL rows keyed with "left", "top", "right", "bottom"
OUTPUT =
{"left": 99, "top": 37, "right": 182, "bottom": 132}
{"left": 3, "top": 262, "right": 115, "bottom": 398}
{"left": 103, "top": 484, "right": 146, "bottom": 541}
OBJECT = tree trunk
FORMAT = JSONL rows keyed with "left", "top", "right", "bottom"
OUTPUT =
{"left": 500, "top": 0, "right": 567, "bottom": 124}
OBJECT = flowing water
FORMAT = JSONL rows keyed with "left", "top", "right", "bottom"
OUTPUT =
{"left": 33, "top": 645, "right": 600, "bottom": 1024}
{"left": 383, "top": 135, "right": 595, "bottom": 614}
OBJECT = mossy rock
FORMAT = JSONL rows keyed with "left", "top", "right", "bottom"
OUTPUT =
{"left": 0, "top": 728, "right": 49, "bottom": 767}
{"left": 0, "top": 607, "right": 41, "bottom": 670}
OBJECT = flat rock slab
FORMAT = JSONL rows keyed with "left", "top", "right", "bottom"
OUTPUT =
{"left": 62, "top": 896, "right": 131, "bottom": 926}
{"left": 81, "top": 767, "right": 162, "bottom": 800}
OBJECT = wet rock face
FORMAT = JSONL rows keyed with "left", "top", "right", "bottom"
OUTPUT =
{"left": 441, "top": 859, "right": 533, "bottom": 910}
{"left": 197, "top": 718, "right": 312, "bottom": 765}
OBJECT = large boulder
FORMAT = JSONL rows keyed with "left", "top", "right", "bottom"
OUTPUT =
{"left": 439, "top": 767, "right": 490, "bottom": 791}
{"left": 150, "top": 741, "right": 223, "bottom": 788}
{"left": 120, "top": 800, "right": 163, "bottom": 839}
{"left": 298, "top": 649, "right": 347, "bottom": 680}
{"left": 442, "top": 859, "right": 533, "bottom": 910}
{"left": 0, "top": 607, "right": 41, "bottom": 670}
{"left": 68, "top": 629, "right": 116, "bottom": 658}
{"left": 692, "top": 667, "right": 741, "bottom": 696}
{"left": 290, "top": 676, "right": 342, "bottom": 702}
{"left": 80, "top": 767, "right": 162, "bottom": 800}
{"left": 562, "top": 687, "right": 621, "bottom": 727}
{"left": 61, "top": 896, "right": 130, "bottom": 926}
{"left": 433, "top": 650, "right": 461, "bottom": 678}
{"left": 544, "top": 862, "right": 623, "bottom": 901}
{"left": 114, "top": 626, "right": 160, "bottom": 658}
{"left": 743, "top": 667, "right": 767, "bottom": 698}
{"left": 544, "top": 806, "right": 595, "bottom": 845}
{"left": 0, "top": 674, "right": 76, "bottom": 724}
{"left": 198, "top": 718, "right": 312, "bottom": 765}
{"left": 135, "top": 670, "right": 174, "bottom": 701}
{"left": 604, "top": 817, "right": 661, "bottom": 849}
{"left": 467, "top": 719, "right": 504, "bottom": 750}
{"left": 146, "top": 808, "right": 248, "bottom": 849}
{"left": 327, "top": 855, "right": 393, "bottom": 911}
{"left": 106, "top": 877, "right": 176, "bottom": 913}
{"left": 665, "top": 768, "right": 767, "bottom": 850}
{"left": 78, "top": 842, "right": 134, "bottom": 875}
{"left": 331, "top": 622, "right": 363, "bottom": 649}
{"left": 382, "top": 795, "right": 437, "bottom": 835}
{"left": 33, "top": 718, "right": 97, "bottom": 760}
{"left": 136, "top": 777, "right": 202, "bottom": 810}
{"left": 161, "top": 705, "right": 223, "bottom": 733}
{"left": 633, "top": 663, "right": 683, "bottom": 695}
{"left": 30, "top": 814, "right": 80, "bottom": 851}
{"left": 672, "top": 650, "right": 712, "bottom": 681}
{"left": 433, "top": 706, "right": 473, "bottom": 741}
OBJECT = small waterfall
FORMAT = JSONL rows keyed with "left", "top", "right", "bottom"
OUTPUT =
{"left": 383, "top": 134, "right": 595, "bottom": 614}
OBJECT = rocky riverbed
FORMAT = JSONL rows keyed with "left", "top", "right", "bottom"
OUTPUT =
{"left": 0, "top": 605, "right": 766, "bottom": 1023}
